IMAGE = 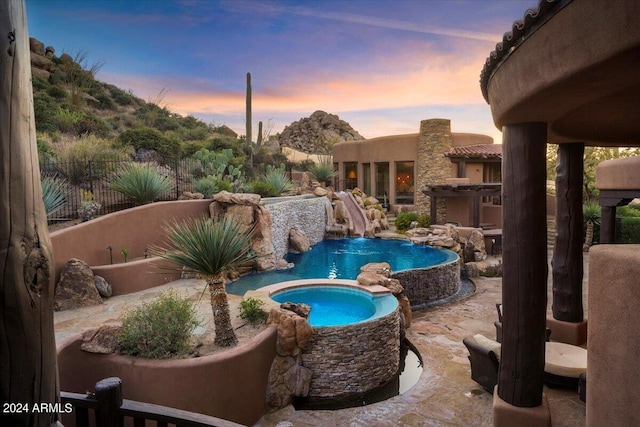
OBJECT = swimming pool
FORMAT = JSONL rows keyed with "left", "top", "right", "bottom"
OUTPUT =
{"left": 227, "top": 238, "right": 457, "bottom": 295}
{"left": 270, "top": 284, "right": 398, "bottom": 327}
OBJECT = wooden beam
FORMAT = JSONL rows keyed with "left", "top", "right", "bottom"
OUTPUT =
{"left": 0, "top": 1, "right": 60, "bottom": 425}
{"left": 498, "top": 122, "right": 548, "bottom": 408}
{"left": 552, "top": 143, "right": 584, "bottom": 322}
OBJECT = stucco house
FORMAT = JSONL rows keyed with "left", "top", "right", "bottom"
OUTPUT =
{"left": 332, "top": 118, "right": 502, "bottom": 227}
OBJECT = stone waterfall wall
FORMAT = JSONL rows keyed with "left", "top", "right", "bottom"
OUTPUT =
{"left": 265, "top": 197, "right": 330, "bottom": 259}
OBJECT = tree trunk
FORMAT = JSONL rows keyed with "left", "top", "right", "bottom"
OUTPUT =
{"left": 583, "top": 221, "right": 594, "bottom": 251}
{"left": 1, "top": 1, "right": 60, "bottom": 425}
{"left": 208, "top": 277, "right": 238, "bottom": 347}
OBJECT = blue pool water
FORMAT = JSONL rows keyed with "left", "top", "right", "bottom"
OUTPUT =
{"left": 271, "top": 286, "right": 379, "bottom": 327}
{"left": 227, "top": 238, "right": 456, "bottom": 295}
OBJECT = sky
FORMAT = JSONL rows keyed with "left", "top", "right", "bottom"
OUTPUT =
{"left": 26, "top": 0, "right": 537, "bottom": 144}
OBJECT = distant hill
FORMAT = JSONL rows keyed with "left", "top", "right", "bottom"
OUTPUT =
{"left": 275, "top": 110, "right": 365, "bottom": 155}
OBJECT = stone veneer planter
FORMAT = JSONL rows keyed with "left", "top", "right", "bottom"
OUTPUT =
{"left": 391, "top": 253, "right": 460, "bottom": 310}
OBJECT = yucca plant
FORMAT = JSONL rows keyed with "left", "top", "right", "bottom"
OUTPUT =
{"left": 261, "top": 164, "right": 293, "bottom": 195}
{"left": 308, "top": 155, "right": 337, "bottom": 184}
{"left": 583, "top": 202, "right": 601, "bottom": 251}
{"left": 41, "top": 176, "right": 67, "bottom": 217}
{"left": 150, "top": 215, "right": 256, "bottom": 347}
{"left": 110, "top": 163, "right": 173, "bottom": 205}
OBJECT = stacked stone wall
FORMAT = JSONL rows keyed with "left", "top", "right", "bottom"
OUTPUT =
{"left": 265, "top": 197, "right": 329, "bottom": 259}
{"left": 415, "top": 119, "right": 453, "bottom": 221}
{"left": 392, "top": 260, "right": 460, "bottom": 309}
{"left": 300, "top": 308, "right": 400, "bottom": 398}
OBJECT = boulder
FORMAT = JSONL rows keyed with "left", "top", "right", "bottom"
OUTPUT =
{"left": 334, "top": 200, "right": 348, "bottom": 223}
{"left": 134, "top": 148, "right": 161, "bottom": 163}
{"left": 226, "top": 204, "right": 254, "bottom": 232}
{"left": 81, "top": 324, "right": 120, "bottom": 354}
{"left": 267, "top": 307, "right": 313, "bottom": 357}
{"left": 93, "top": 275, "right": 112, "bottom": 298}
{"left": 360, "top": 262, "right": 392, "bottom": 277}
{"left": 356, "top": 271, "right": 387, "bottom": 287}
{"left": 289, "top": 228, "right": 311, "bottom": 253}
{"left": 383, "top": 278, "right": 404, "bottom": 296}
{"left": 313, "top": 186, "right": 328, "bottom": 197}
{"left": 397, "top": 295, "right": 412, "bottom": 328}
{"left": 54, "top": 259, "right": 103, "bottom": 311}
{"left": 280, "top": 302, "right": 311, "bottom": 319}
{"left": 178, "top": 191, "right": 204, "bottom": 200}
{"left": 29, "top": 37, "right": 45, "bottom": 55}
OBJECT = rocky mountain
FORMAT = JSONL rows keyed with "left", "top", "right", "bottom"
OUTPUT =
{"left": 276, "top": 110, "right": 364, "bottom": 154}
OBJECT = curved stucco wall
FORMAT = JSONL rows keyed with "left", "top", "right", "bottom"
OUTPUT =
{"left": 265, "top": 197, "right": 329, "bottom": 259}
{"left": 57, "top": 327, "right": 277, "bottom": 427}
{"left": 50, "top": 199, "right": 211, "bottom": 282}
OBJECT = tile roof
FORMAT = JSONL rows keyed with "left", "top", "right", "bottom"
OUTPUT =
{"left": 445, "top": 144, "right": 502, "bottom": 159}
{"left": 480, "top": 0, "right": 568, "bottom": 101}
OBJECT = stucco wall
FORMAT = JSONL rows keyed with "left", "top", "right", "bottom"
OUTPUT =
{"left": 57, "top": 327, "right": 277, "bottom": 427}
{"left": 50, "top": 199, "right": 212, "bottom": 289}
{"left": 265, "top": 196, "right": 329, "bottom": 259}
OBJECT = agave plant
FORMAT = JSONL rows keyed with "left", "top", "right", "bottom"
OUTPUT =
{"left": 261, "top": 164, "right": 293, "bottom": 195}
{"left": 110, "top": 163, "right": 173, "bottom": 205}
{"left": 583, "top": 201, "right": 601, "bottom": 251}
{"left": 151, "top": 215, "right": 256, "bottom": 347}
{"left": 308, "top": 155, "right": 337, "bottom": 185}
{"left": 41, "top": 177, "right": 67, "bottom": 217}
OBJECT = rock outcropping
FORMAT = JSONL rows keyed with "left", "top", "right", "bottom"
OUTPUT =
{"left": 277, "top": 110, "right": 364, "bottom": 154}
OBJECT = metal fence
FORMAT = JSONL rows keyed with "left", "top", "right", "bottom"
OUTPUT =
{"left": 40, "top": 158, "right": 198, "bottom": 223}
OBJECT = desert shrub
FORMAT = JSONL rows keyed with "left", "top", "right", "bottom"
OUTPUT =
{"left": 261, "top": 164, "right": 293, "bottom": 195}
{"left": 118, "top": 290, "right": 200, "bottom": 359}
{"left": 110, "top": 87, "right": 135, "bottom": 106}
{"left": 620, "top": 217, "right": 640, "bottom": 243}
{"left": 118, "top": 127, "right": 181, "bottom": 161}
{"left": 617, "top": 205, "right": 640, "bottom": 218}
{"left": 47, "top": 85, "right": 68, "bottom": 100}
{"left": 238, "top": 297, "right": 266, "bottom": 323}
{"left": 32, "top": 75, "right": 50, "bottom": 92}
{"left": 74, "top": 113, "right": 111, "bottom": 137}
{"left": 41, "top": 177, "right": 67, "bottom": 217}
{"left": 53, "top": 108, "right": 83, "bottom": 133}
{"left": 109, "top": 163, "right": 174, "bottom": 205}
{"left": 395, "top": 212, "right": 420, "bottom": 232}
{"left": 417, "top": 214, "right": 432, "bottom": 228}
{"left": 250, "top": 181, "right": 279, "bottom": 197}
{"left": 194, "top": 176, "right": 232, "bottom": 198}
{"left": 54, "top": 134, "right": 127, "bottom": 184}
{"left": 94, "top": 92, "right": 117, "bottom": 110}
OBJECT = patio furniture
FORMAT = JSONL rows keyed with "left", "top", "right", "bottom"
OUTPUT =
{"left": 463, "top": 334, "right": 501, "bottom": 393}
{"left": 544, "top": 342, "right": 587, "bottom": 389}
{"left": 495, "top": 303, "right": 551, "bottom": 344}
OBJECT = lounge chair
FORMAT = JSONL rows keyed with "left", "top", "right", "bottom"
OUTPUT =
{"left": 463, "top": 334, "right": 501, "bottom": 393}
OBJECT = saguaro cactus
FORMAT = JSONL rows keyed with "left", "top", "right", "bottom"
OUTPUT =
{"left": 246, "top": 72, "right": 252, "bottom": 145}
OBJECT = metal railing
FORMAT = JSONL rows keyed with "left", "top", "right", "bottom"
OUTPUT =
{"left": 40, "top": 158, "right": 198, "bottom": 222}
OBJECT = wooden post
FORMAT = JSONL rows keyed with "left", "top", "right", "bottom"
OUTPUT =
{"left": 472, "top": 196, "right": 480, "bottom": 228}
{"left": 551, "top": 143, "right": 584, "bottom": 322}
{"left": 95, "top": 378, "right": 123, "bottom": 427}
{"left": 0, "top": 1, "right": 60, "bottom": 426}
{"left": 498, "top": 122, "right": 548, "bottom": 407}
{"left": 599, "top": 205, "right": 616, "bottom": 244}
{"left": 430, "top": 194, "right": 437, "bottom": 224}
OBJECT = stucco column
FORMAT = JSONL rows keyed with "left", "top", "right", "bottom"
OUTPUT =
{"left": 497, "top": 123, "right": 548, "bottom": 409}
{"left": 551, "top": 143, "right": 584, "bottom": 322}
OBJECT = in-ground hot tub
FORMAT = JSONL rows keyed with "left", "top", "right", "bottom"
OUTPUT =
{"left": 262, "top": 280, "right": 401, "bottom": 407}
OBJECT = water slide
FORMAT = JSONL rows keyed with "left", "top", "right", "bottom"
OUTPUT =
{"left": 336, "top": 191, "right": 371, "bottom": 237}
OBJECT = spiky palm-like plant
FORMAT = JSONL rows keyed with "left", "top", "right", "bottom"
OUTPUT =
{"left": 308, "top": 155, "right": 337, "bottom": 185}
{"left": 41, "top": 176, "right": 67, "bottom": 217}
{"left": 583, "top": 202, "right": 601, "bottom": 251}
{"left": 262, "top": 165, "right": 293, "bottom": 195}
{"left": 110, "top": 163, "right": 173, "bottom": 205}
{"left": 151, "top": 216, "right": 256, "bottom": 346}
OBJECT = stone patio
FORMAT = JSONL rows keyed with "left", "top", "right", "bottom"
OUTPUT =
{"left": 54, "top": 222, "right": 587, "bottom": 427}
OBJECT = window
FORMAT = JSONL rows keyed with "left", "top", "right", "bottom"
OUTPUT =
{"left": 395, "top": 161, "right": 414, "bottom": 204}
{"left": 375, "top": 162, "right": 389, "bottom": 203}
{"left": 344, "top": 162, "right": 358, "bottom": 190}
{"left": 362, "top": 163, "right": 371, "bottom": 195}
